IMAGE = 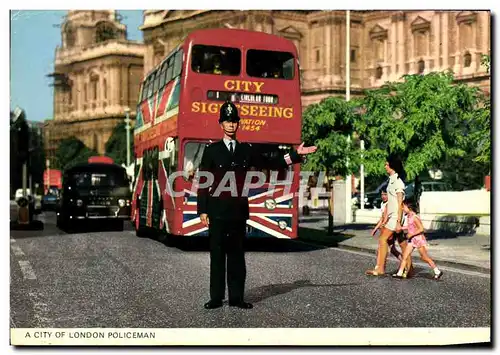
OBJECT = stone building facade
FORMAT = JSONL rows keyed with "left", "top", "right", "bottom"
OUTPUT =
{"left": 45, "top": 10, "right": 144, "bottom": 162}
{"left": 140, "top": 10, "right": 490, "bottom": 108}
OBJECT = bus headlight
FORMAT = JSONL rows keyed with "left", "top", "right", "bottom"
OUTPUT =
{"left": 76, "top": 199, "right": 83, "bottom": 207}
{"left": 278, "top": 220, "right": 288, "bottom": 230}
{"left": 118, "top": 199, "right": 126, "bottom": 207}
{"left": 264, "top": 199, "right": 276, "bottom": 210}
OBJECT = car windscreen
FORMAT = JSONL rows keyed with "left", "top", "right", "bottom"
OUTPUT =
{"left": 69, "top": 167, "right": 129, "bottom": 188}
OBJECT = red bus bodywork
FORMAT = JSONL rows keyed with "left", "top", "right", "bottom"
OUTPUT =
{"left": 43, "top": 169, "right": 62, "bottom": 193}
{"left": 132, "top": 28, "right": 302, "bottom": 239}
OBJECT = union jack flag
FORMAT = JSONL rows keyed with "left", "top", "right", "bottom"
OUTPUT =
{"left": 181, "top": 186, "right": 295, "bottom": 238}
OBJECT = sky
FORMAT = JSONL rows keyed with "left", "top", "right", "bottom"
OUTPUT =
{"left": 10, "top": 10, "right": 144, "bottom": 122}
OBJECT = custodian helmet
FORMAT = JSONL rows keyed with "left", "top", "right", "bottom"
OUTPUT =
{"left": 219, "top": 101, "right": 240, "bottom": 123}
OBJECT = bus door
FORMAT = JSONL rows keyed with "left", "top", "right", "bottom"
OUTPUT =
{"left": 178, "top": 139, "right": 210, "bottom": 237}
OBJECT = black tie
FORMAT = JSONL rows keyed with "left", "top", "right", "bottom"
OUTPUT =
{"left": 229, "top": 141, "right": 234, "bottom": 155}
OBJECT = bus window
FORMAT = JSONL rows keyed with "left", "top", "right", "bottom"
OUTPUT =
{"left": 153, "top": 69, "right": 161, "bottom": 93}
{"left": 147, "top": 72, "right": 157, "bottom": 98}
{"left": 183, "top": 142, "right": 207, "bottom": 181}
{"left": 140, "top": 79, "right": 148, "bottom": 101}
{"left": 152, "top": 146, "right": 159, "bottom": 180}
{"left": 246, "top": 49, "right": 295, "bottom": 80}
{"left": 191, "top": 45, "right": 241, "bottom": 76}
{"left": 249, "top": 144, "right": 294, "bottom": 182}
{"left": 173, "top": 49, "right": 183, "bottom": 77}
{"left": 159, "top": 60, "right": 168, "bottom": 89}
{"left": 166, "top": 57, "right": 174, "bottom": 82}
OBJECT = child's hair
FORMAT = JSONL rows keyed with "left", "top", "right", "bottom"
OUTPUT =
{"left": 381, "top": 186, "right": 387, "bottom": 194}
{"left": 403, "top": 199, "right": 416, "bottom": 211}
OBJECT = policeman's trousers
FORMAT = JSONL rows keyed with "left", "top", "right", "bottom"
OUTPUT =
{"left": 208, "top": 218, "right": 246, "bottom": 303}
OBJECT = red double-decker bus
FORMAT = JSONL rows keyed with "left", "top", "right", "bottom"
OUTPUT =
{"left": 132, "top": 28, "right": 303, "bottom": 240}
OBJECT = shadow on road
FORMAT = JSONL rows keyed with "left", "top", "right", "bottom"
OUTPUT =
{"left": 10, "top": 220, "right": 44, "bottom": 231}
{"left": 160, "top": 233, "right": 343, "bottom": 253}
{"left": 245, "top": 279, "right": 361, "bottom": 304}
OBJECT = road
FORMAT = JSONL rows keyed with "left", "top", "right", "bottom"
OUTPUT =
{"left": 10, "top": 209, "right": 491, "bottom": 329}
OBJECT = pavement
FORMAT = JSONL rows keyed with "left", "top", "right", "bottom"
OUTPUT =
{"left": 298, "top": 212, "right": 491, "bottom": 273}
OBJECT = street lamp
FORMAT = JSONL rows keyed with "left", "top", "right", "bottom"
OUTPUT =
{"left": 124, "top": 107, "right": 131, "bottom": 167}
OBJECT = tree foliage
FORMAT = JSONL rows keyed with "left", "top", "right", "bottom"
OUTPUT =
{"left": 356, "top": 71, "right": 489, "bottom": 182}
{"left": 105, "top": 122, "right": 134, "bottom": 166}
{"left": 301, "top": 96, "right": 361, "bottom": 176}
{"left": 300, "top": 71, "right": 490, "bottom": 190}
{"left": 54, "top": 137, "right": 98, "bottom": 171}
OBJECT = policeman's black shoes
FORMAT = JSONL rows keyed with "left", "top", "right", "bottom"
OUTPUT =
{"left": 229, "top": 301, "right": 253, "bottom": 309}
{"left": 204, "top": 300, "right": 223, "bottom": 309}
{"left": 204, "top": 300, "right": 253, "bottom": 309}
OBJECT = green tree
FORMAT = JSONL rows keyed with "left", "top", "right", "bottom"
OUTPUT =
{"left": 105, "top": 122, "right": 133, "bottom": 166}
{"left": 301, "top": 96, "right": 362, "bottom": 176}
{"left": 54, "top": 137, "right": 98, "bottom": 171}
{"left": 356, "top": 71, "right": 490, "bottom": 184}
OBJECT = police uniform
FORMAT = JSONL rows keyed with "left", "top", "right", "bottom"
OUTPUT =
{"left": 197, "top": 102, "right": 302, "bottom": 309}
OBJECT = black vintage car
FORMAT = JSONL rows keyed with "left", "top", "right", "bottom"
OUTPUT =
{"left": 56, "top": 162, "right": 131, "bottom": 231}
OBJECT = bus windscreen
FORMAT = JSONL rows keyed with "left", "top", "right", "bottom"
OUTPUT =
{"left": 191, "top": 45, "right": 241, "bottom": 75}
{"left": 246, "top": 49, "right": 295, "bottom": 80}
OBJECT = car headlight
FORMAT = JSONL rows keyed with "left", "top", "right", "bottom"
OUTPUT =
{"left": 118, "top": 199, "right": 126, "bottom": 207}
{"left": 264, "top": 199, "right": 276, "bottom": 210}
{"left": 76, "top": 199, "right": 83, "bottom": 207}
{"left": 278, "top": 220, "right": 288, "bottom": 230}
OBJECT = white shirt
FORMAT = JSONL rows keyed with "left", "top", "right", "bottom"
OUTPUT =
{"left": 380, "top": 201, "right": 388, "bottom": 217}
{"left": 223, "top": 138, "right": 237, "bottom": 152}
{"left": 386, "top": 173, "right": 405, "bottom": 216}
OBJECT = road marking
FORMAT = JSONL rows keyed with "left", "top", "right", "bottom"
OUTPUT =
{"left": 11, "top": 244, "right": 25, "bottom": 257}
{"left": 18, "top": 260, "right": 37, "bottom": 280}
{"left": 331, "top": 246, "right": 491, "bottom": 279}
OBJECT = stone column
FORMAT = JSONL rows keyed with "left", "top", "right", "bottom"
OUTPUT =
{"left": 398, "top": 20, "right": 404, "bottom": 75}
{"left": 442, "top": 12, "right": 449, "bottom": 69}
{"left": 384, "top": 38, "right": 388, "bottom": 79}
{"left": 335, "top": 20, "right": 342, "bottom": 76}
{"left": 325, "top": 21, "right": 331, "bottom": 81}
{"left": 433, "top": 14, "right": 440, "bottom": 71}
{"left": 481, "top": 12, "right": 489, "bottom": 53}
{"left": 454, "top": 19, "right": 461, "bottom": 73}
{"left": 471, "top": 21, "right": 478, "bottom": 69}
{"left": 110, "top": 65, "right": 120, "bottom": 110}
{"left": 391, "top": 20, "right": 397, "bottom": 80}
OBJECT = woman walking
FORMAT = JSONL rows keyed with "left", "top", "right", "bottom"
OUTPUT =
{"left": 366, "top": 154, "right": 412, "bottom": 276}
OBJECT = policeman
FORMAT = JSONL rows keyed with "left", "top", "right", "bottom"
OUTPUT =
{"left": 197, "top": 101, "right": 317, "bottom": 309}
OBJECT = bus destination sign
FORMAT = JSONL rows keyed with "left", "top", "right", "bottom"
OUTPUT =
{"left": 207, "top": 90, "right": 278, "bottom": 105}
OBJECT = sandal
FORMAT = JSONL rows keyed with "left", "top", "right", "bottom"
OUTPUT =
{"left": 392, "top": 273, "right": 406, "bottom": 279}
{"left": 365, "top": 269, "right": 384, "bottom": 276}
{"left": 434, "top": 271, "right": 444, "bottom": 280}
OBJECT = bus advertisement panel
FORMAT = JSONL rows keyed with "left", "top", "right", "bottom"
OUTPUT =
{"left": 132, "top": 28, "right": 303, "bottom": 240}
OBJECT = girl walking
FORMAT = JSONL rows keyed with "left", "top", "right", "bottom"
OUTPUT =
{"left": 392, "top": 201, "right": 444, "bottom": 280}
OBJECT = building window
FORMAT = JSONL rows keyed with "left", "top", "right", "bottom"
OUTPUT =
{"left": 375, "top": 66, "right": 383, "bottom": 79}
{"left": 350, "top": 49, "right": 356, "bottom": 63}
{"left": 418, "top": 59, "right": 425, "bottom": 74}
{"left": 90, "top": 75, "right": 99, "bottom": 100}
{"left": 464, "top": 52, "right": 472, "bottom": 67}
{"left": 103, "top": 79, "right": 107, "bottom": 99}
{"left": 315, "top": 49, "right": 320, "bottom": 63}
{"left": 65, "top": 26, "right": 75, "bottom": 48}
{"left": 95, "top": 22, "right": 116, "bottom": 43}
